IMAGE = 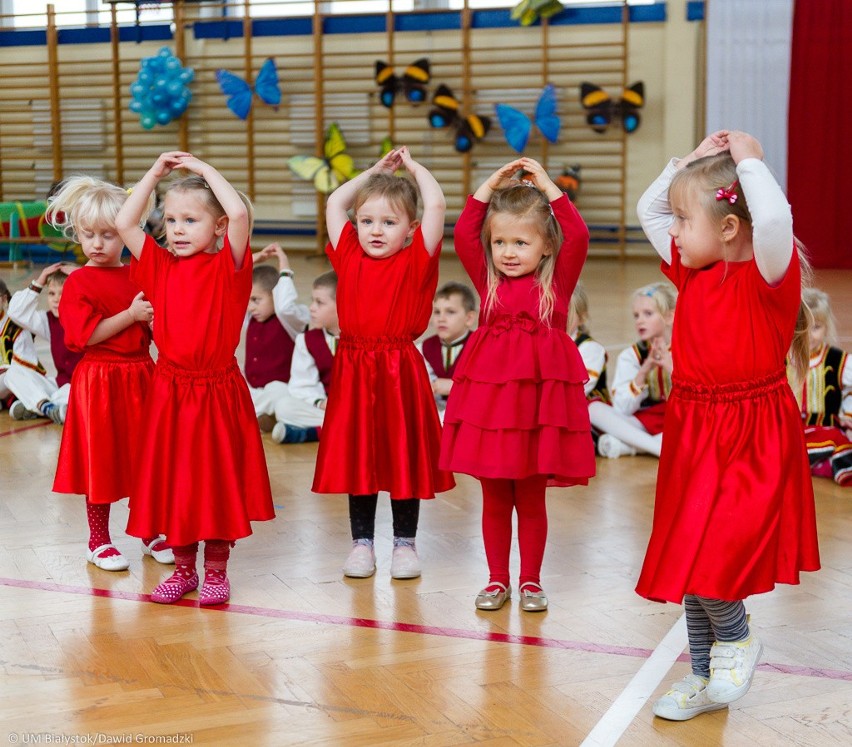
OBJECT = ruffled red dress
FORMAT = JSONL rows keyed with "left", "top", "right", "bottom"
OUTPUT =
{"left": 53, "top": 265, "right": 154, "bottom": 504}
{"left": 635, "top": 246, "right": 820, "bottom": 603}
{"left": 312, "top": 223, "right": 454, "bottom": 499}
{"left": 440, "top": 195, "right": 595, "bottom": 486}
{"left": 126, "top": 236, "right": 274, "bottom": 546}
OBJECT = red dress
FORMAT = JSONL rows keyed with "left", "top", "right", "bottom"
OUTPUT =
{"left": 126, "top": 236, "right": 274, "bottom": 545}
{"left": 312, "top": 223, "right": 454, "bottom": 499}
{"left": 440, "top": 195, "right": 595, "bottom": 486}
{"left": 636, "top": 246, "right": 820, "bottom": 603}
{"left": 53, "top": 265, "right": 154, "bottom": 504}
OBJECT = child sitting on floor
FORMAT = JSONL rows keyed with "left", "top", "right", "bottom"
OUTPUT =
{"left": 417, "top": 280, "right": 477, "bottom": 423}
{"left": 245, "top": 242, "right": 309, "bottom": 431}
{"left": 271, "top": 270, "right": 339, "bottom": 444}
{"left": 6, "top": 262, "right": 83, "bottom": 423}
{"left": 791, "top": 287, "right": 852, "bottom": 486}
{"left": 600, "top": 282, "right": 676, "bottom": 458}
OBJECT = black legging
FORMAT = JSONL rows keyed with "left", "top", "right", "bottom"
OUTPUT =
{"left": 349, "top": 494, "right": 420, "bottom": 540}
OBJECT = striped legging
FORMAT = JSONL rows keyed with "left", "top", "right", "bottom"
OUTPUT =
{"left": 684, "top": 595, "right": 750, "bottom": 678}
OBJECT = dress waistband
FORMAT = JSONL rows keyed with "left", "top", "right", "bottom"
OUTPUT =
{"left": 156, "top": 356, "right": 240, "bottom": 381}
{"left": 671, "top": 369, "right": 788, "bottom": 403}
{"left": 84, "top": 350, "right": 152, "bottom": 364}
{"left": 338, "top": 334, "right": 412, "bottom": 351}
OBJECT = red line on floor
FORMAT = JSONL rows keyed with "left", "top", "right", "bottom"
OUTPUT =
{"left": 1, "top": 575, "right": 850, "bottom": 682}
{"left": 0, "top": 421, "right": 52, "bottom": 437}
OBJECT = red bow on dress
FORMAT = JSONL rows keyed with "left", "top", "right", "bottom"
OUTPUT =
{"left": 489, "top": 313, "right": 537, "bottom": 336}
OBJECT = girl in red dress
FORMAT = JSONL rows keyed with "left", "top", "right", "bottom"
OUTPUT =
{"left": 312, "top": 146, "right": 454, "bottom": 581}
{"left": 48, "top": 176, "right": 173, "bottom": 571}
{"left": 636, "top": 131, "right": 820, "bottom": 721}
{"left": 116, "top": 152, "right": 275, "bottom": 605}
{"left": 439, "top": 157, "right": 595, "bottom": 612}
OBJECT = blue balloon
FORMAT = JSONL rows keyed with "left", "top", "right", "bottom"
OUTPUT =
{"left": 129, "top": 47, "right": 194, "bottom": 129}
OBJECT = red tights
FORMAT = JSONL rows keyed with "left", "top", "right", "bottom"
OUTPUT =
{"left": 480, "top": 475, "right": 548, "bottom": 588}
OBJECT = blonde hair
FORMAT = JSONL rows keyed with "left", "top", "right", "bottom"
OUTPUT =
{"left": 632, "top": 281, "right": 677, "bottom": 318}
{"left": 353, "top": 173, "right": 419, "bottom": 222}
{"left": 569, "top": 282, "right": 590, "bottom": 335}
{"left": 165, "top": 175, "right": 255, "bottom": 236}
{"left": 481, "top": 184, "right": 563, "bottom": 325}
{"left": 801, "top": 286, "right": 836, "bottom": 344}
{"left": 46, "top": 175, "right": 142, "bottom": 239}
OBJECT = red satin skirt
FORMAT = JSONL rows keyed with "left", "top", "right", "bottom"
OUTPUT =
{"left": 126, "top": 357, "right": 275, "bottom": 545}
{"left": 54, "top": 351, "right": 153, "bottom": 504}
{"left": 636, "top": 371, "right": 820, "bottom": 603}
{"left": 440, "top": 322, "right": 595, "bottom": 486}
{"left": 312, "top": 336, "right": 454, "bottom": 499}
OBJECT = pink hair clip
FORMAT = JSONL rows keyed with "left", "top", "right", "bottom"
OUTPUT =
{"left": 715, "top": 179, "right": 739, "bottom": 204}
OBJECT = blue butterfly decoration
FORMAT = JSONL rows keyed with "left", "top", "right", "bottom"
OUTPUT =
{"left": 494, "top": 84, "right": 560, "bottom": 153}
{"left": 215, "top": 57, "right": 281, "bottom": 120}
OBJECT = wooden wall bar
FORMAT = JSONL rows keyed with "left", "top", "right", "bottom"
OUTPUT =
{"left": 0, "top": 0, "right": 636, "bottom": 256}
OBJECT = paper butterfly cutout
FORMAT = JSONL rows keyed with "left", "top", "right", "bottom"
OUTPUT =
{"left": 579, "top": 82, "right": 645, "bottom": 134}
{"left": 287, "top": 123, "right": 358, "bottom": 194}
{"left": 554, "top": 164, "right": 581, "bottom": 202}
{"left": 510, "top": 0, "right": 565, "bottom": 27}
{"left": 216, "top": 58, "right": 281, "bottom": 120}
{"left": 428, "top": 85, "right": 491, "bottom": 153}
{"left": 375, "top": 58, "right": 431, "bottom": 109}
{"left": 494, "top": 84, "right": 560, "bottom": 153}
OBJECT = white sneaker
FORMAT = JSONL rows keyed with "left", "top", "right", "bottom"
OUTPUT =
{"left": 653, "top": 674, "right": 728, "bottom": 721}
{"left": 271, "top": 421, "right": 288, "bottom": 444}
{"left": 597, "top": 434, "right": 637, "bottom": 459}
{"left": 342, "top": 542, "right": 376, "bottom": 578}
{"left": 390, "top": 544, "right": 421, "bottom": 579}
{"left": 707, "top": 635, "right": 763, "bottom": 703}
{"left": 10, "top": 400, "right": 38, "bottom": 421}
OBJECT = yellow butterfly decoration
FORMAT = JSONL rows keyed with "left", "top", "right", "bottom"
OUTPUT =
{"left": 288, "top": 123, "right": 359, "bottom": 194}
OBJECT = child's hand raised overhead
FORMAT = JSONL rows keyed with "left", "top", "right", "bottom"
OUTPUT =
{"left": 252, "top": 244, "right": 278, "bottom": 264}
{"left": 35, "top": 261, "right": 76, "bottom": 286}
{"left": 171, "top": 154, "right": 212, "bottom": 177}
{"left": 727, "top": 131, "right": 764, "bottom": 164}
{"left": 151, "top": 151, "right": 192, "bottom": 179}
{"left": 473, "top": 159, "right": 525, "bottom": 202}
{"left": 373, "top": 148, "right": 403, "bottom": 175}
{"left": 678, "top": 130, "right": 730, "bottom": 169}
{"left": 518, "top": 157, "right": 563, "bottom": 201}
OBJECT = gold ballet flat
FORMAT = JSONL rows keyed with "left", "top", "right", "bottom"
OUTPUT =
{"left": 519, "top": 582, "right": 548, "bottom": 612}
{"left": 475, "top": 582, "right": 511, "bottom": 611}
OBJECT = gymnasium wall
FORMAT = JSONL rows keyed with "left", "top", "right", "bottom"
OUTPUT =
{"left": 0, "top": 0, "right": 703, "bottom": 255}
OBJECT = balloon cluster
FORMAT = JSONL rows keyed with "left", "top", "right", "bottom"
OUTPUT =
{"left": 129, "top": 47, "right": 194, "bottom": 130}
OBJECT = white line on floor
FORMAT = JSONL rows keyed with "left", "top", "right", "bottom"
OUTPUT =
{"left": 580, "top": 613, "right": 687, "bottom": 747}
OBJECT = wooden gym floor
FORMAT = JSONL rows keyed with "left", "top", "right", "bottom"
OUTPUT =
{"left": 1, "top": 253, "right": 850, "bottom": 746}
